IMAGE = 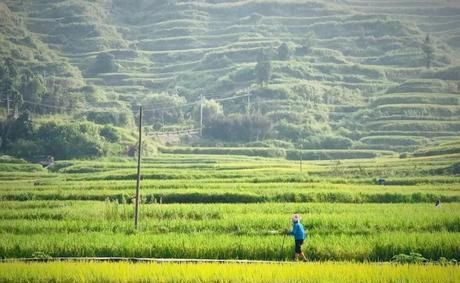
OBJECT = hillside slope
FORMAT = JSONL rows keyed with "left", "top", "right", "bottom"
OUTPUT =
{"left": 0, "top": 0, "right": 459, "bottom": 154}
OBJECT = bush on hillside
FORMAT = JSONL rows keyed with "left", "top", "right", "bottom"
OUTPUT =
{"left": 0, "top": 112, "right": 128, "bottom": 160}
{"left": 100, "top": 125, "right": 120, "bottom": 143}
{"left": 7, "top": 139, "right": 42, "bottom": 159}
{"left": 90, "top": 53, "right": 119, "bottom": 74}
{"left": 142, "top": 93, "right": 187, "bottom": 125}
{"left": 84, "top": 110, "right": 131, "bottom": 127}
{"left": 37, "top": 122, "right": 105, "bottom": 159}
{"left": 204, "top": 113, "right": 272, "bottom": 142}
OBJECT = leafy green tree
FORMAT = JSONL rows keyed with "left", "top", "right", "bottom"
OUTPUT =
{"left": 278, "top": 42, "right": 291, "bottom": 60}
{"left": 142, "top": 93, "right": 186, "bottom": 126}
{"left": 21, "top": 72, "right": 46, "bottom": 112}
{"left": 0, "top": 111, "right": 34, "bottom": 152}
{"left": 204, "top": 113, "right": 272, "bottom": 141}
{"left": 100, "top": 125, "right": 120, "bottom": 143}
{"left": 37, "top": 122, "right": 104, "bottom": 159}
{"left": 193, "top": 99, "right": 223, "bottom": 123}
{"left": 92, "top": 53, "right": 118, "bottom": 74}
{"left": 0, "top": 58, "right": 21, "bottom": 117}
{"left": 422, "top": 34, "right": 435, "bottom": 69}
{"left": 9, "top": 111, "right": 34, "bottom": 141}
{"left": 255, "top": 49, "right": 272, "bottom": 86}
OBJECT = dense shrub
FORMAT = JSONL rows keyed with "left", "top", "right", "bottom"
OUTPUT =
{"left": 90, "top": 53, "right": 118, "bottom": 74}
{"left": 84, "top": 110, "right": 131, "bottom": 127}
{"left": 100, "top": 125, "right": 120, "bottom": 143}
{"left": 204, "top": 114, "right": 272, "bottom": 142}
{"left": 37, "top": 122, "right": 105, "bottom": 159}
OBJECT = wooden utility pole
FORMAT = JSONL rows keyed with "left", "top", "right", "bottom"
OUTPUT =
{"left": 200, "top": 93, "right": 204, "bottom": 136}
{"left": 247, "top": 91, "right": 251, "bottom": 115}
{"left": 300, "top": 143, "right": 303, "bottom": 173}
{"left": 6, "top": 94, "right": 10, "bottom": 117}
{"left": 134, "top": 105, "right": 143, "bottom": 229}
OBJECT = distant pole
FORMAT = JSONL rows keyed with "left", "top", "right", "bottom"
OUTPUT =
{"left": 300, "top": 143, "right": 303, "bottom": 173}
{"left": 200, "top": 93, "right": 204, "bottom": 136}
{"left": 134, "top": 105, "right": 143, "bottom": 229}
{"left": 247, "top": 91, "right": 251, "bottom": 115}
{"left": 6, "top": 94, "right": 10, "bottom": 117}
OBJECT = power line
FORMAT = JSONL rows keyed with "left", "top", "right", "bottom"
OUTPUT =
{"left": 214, "top": 93, "right": 251, "bottom": 102}
{"left": 7, "top": 88, "right": 255, "bottom": 120}
{"left": 22, "top": 100, "right": 79, "bottom": 111}
{"left": 142, "top": 101, "right": 200, "bottom": 113}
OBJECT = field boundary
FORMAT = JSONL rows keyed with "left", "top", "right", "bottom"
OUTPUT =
{"left": 0, "top": 257, "right": 293, "bottom": 264}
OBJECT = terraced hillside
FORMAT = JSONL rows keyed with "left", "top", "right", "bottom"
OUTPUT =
{"left": 1, "top": 0, "right": 459, "bottom": 152}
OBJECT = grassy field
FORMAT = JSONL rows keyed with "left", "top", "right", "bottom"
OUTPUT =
{"left": 0, "top": 261, "right": 459, "bottom": 283}
{"left": 0, "top": 153, "right": 459, "bottom": 262}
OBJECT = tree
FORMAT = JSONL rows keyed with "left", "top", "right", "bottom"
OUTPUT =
{"left": 204, "top": 113, "right": 272, "bottom": 142}
{"left": 255, "top": 49, "right": 272, "bottom": 86}
{"left": 200, "top": 99, "right": 223, "bottom": 122}
{"left": 0, "top": 111, "right": 34, "bottom": 152}
{"left": 422, "top": 34, "right": 435, "bottom": 69}
{"left": 142, "top": 93, "right": 186, "bottom": 126}
{"left": 36, "top": 122, "right": 104, "bottom": 159}
{"left": 92, "top": 53, "right": 118, "bottom": 74}
{"left": 21, "top": 72, "right": 46, "bottom": 112}
{"left": 0, "top": 58, "right": 21, "bottom": 117}
{"left": 278, "top": 42, "right": 291, "bottom": 60}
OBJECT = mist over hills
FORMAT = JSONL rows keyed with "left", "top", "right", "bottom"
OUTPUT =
{"left": 0, "top": 0, "right": 459, "bottom": 159}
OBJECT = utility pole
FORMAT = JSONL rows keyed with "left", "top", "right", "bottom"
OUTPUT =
{"left": 6, "top": 94, "right": 10, "bottom": 118}
{"left": 247, "top": 91, "right": 251, "bottom": 115}
{"left": 200, "top": 93, "right": 204, "bottom": 136}
{"left": 134, "top": 105, "right": 143, "bottom": 229}
{"left": 300, "top": 143, "right": 303, "bottom": 173}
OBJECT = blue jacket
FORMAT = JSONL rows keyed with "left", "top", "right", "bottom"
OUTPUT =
{"left": 291, "top": 222, "right": 306, "bottom": 240}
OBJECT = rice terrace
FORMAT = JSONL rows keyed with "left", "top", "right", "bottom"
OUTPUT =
{"left": 0, "top": 0, "right": 459, "bottom": 282}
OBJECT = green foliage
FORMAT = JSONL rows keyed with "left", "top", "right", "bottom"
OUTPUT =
{"left": 0, "top": 112, "right": 140, "bottom": 159}
{"left": 277, "top": 42, "right": 292, "bottom": 60}
{"left": 193, "top": 99, "right": 223, "bottom": 123}
{"left": 142, "top": 93, "right": 186, "bottom": 126}
{"left": 37, "top": 121, "right": 104, "bottom": 159}
{"left": 204, "top": 113, "right": 272, "bottom": 142}
{"left": 1, "top": 0, "right": 459, "bottom": 153}
{"left": 84, "top": 110, "right": 131, "bottom": 127}
{"left": 255, "top": 49, "right": 272, "bottom": 86}
{"left": 90, "top": 53, "right": 119, "bottom": 75}
{"left": 391, "top": 252, "right": 427, "bottom": 264}
{"left": 100, "top": 125, "right": 120, "bottom": 143}
{"left": 422, "top": 34, "right": 435, "bottom": 69}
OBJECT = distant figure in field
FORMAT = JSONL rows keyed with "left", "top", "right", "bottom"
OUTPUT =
{"left": 289, "top": 214, "right": 308, "bottom": 261}
{"left": 435, "top": 199, "right": 441, "bottom": 207}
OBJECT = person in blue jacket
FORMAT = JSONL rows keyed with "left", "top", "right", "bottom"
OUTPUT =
{"left": 290, "top": 214, "right": 307, "bottom": 261}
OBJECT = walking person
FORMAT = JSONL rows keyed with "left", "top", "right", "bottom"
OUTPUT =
{"left": 289, "top": 214, "right": 307, "bottom": 261}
